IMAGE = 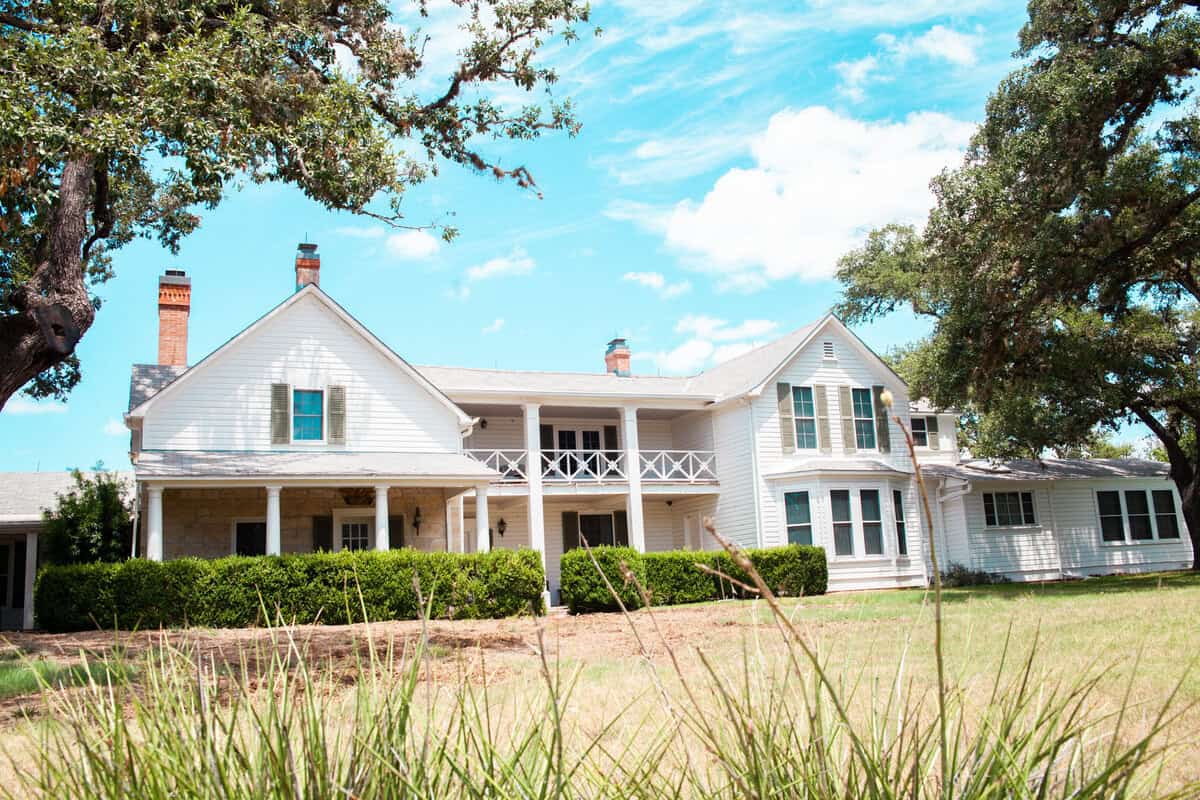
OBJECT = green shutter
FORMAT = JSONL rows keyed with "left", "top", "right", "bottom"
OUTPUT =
{"left": 562, "top": 511, "right": 579, "bottom": 553}
{"left": 614, "top": 510, "right": 629, "bottom": 546}
{"left": 814, "top": 385, "right": 832, "bottom": 454}
{"left": 927, "top": 415, "right": 941, "bottom": 450}
{"left": 271, "top": 383, "right": 290, "bottom": 444}
{"left": 312, "top": 515, "right": 333, "bottom": 552}
{"left": 328, "top": 385, "right": 346, "bottom": 445}
{"left": 872, "top": 385, "right": 890, "bottom": 454}
{"left": 838, "top": 386, "right": 856, "bottom": 454}
{"left": 777, "top": 383, "right": 795, "bottom": 454}
{"left": 389, "top": 515, "right": 405, "bottom": 549}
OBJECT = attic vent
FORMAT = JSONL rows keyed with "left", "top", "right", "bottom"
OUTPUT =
{"left": 822, "top": 341, "right": 835, "bottom": 360}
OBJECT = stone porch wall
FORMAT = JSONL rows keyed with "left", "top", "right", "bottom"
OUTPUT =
{"left": 155, "top": 487, "right": 451, "bottom": 560}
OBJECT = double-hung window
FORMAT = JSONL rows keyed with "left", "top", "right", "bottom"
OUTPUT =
{"left": 851, "top": 388, "right": 876, "bottom": 449}
{"left": 784, "top": 491, "right": 813, "bottom": 545}
{"left": 892, "top": 489, "right": 908, "bottom": 556}
{"left": 861, "top": 490, "right": 884, "bottom": 555}
{"left": 830, "top": 490, "right": 854, "bottom": 556}
{"left": 1096, "top": 489, "right": 1182, "bottom": 544}
{"left": 293, "top": 389, "right": 324, "bottom": 441}
{"left": 792, "top": 387, "right": 818, "bottom": 449}
{"left": 983, "top": 491, "right": 1035, "bottom": 527}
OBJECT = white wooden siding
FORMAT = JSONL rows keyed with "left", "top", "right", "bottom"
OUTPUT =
{"left": 960, "top": 484, "right": 1061, "bottom": 579}
{"left": 464, "top": 415, "right": 680, "bottom": 452}
{"left": 710, "top": 404, "right": 758, "bottom": 548}
{"left": 143, "top": 294, "right": 462, "bottom": 453}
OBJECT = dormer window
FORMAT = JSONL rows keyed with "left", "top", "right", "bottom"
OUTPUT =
{"left": 822, "top": 341, "right": 835, "bottom": 360}
{"left": 293, "top": 389, "right": 324, "bottom": 441}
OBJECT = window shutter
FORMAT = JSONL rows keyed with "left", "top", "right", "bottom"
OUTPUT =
{"left": 814, "top": 385, "right": 833, "bottom": 454}
{"left": 312, "top": 515, "right": 333, "bottom": 552}
{"left": 328, "top": 385, "right": 346, "bottom": 445}
{"left": 389, "top": 515, "right": 405, "bottom": 549}
{"left": 777, "top": 383, "right": 796, "bottom": 454}
{"left": 270, "top": 383, "right": 290, "bottom": 444}
{"left": 872, "top": 385, "right": 891, "bottom": 454}
{"left": 926, "top": 416, "right": 941, "bottom": 450}
{"left": 838, "top": 386, "right": 857, "bottom": 453}
{"left": 562, "top": 511, "right": 579, "bottom": 553}
{"left": 614, "top": 510, "right": 629, "bottom": 546}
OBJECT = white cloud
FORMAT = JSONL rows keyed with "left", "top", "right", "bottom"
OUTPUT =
{"left": 834, "top": 55, "right": 882, "bottom": 102}
{"left": 646, "top": 339, "right": 714, "bottom": 374}
{"left": 603, "top": 200, "right": 671, "bottom": 233}
{"left": 103, "top": 419, "right": 127, "bottom": 436}
{"left": 466, "top": 248, "right": 535, "bottom": 281}
{"left": 675, "top": 315, "right": 777, "bottom": 341}
{"left": 713, "top": 341, "right": 763, "bottom": 363}
{"left": 608, "top": 130, "right": 752, "bottom": 185}
{"left": 5, "top": 396, "right": 67, "bottom": 415}
{"left": 623, "top": 271, "right": 691, "bottom": 299}
{"left": 879, "top": 25, "right": 982, "bottom": 67}
{"left": 642, "top": 315, "right": 779, "bottom": 374}
{"left": 385, "top": 230, "right": 442, "bottom": 260}
{"left": 335, "top": 225, "right": 385, "bottom": 239}
{"left": 482, "top": 318, "right": 505, "bottom": 334}
{"left": 658, "top": 106, "right": 974, "bottom": 283}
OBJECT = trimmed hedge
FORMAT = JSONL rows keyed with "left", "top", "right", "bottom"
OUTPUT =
{"left": 560, "top": 544, "right": 827, "bottom": 614}
{"left": 35, "top": 549, "right": 545, "bottom": 633}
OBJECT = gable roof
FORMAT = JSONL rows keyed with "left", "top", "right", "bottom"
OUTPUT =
{"left": 129, "top": 364, "right": 186, "bottom": 411}
{"left": 127, "top": 285, "right": 473, "bottom": 428}
{"left": 415, "top": 365, "right": 709, "bottom": 400}
{"left": 923, "top": 458, "right": 1171, "bottom": 482}
{"left": 0, "top": 471, "right": 134, "bottom": 524}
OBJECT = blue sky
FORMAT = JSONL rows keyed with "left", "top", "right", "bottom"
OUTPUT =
{"left": 1, "top": 0, "right": 1035, "bottom": 472}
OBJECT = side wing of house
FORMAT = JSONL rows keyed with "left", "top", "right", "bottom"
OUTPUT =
{"left": 138, "top": 290, "right": 465, "bottom": 454}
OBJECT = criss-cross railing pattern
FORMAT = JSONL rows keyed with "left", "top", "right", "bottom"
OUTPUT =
{"left": 639, "top": 450, "right": 718, "bottom": 483}
{"left": 541, "top": 449, "right": 626, "bottom": 482}
{"left": 464, "top": 449, "right": 528, "bottom": 482}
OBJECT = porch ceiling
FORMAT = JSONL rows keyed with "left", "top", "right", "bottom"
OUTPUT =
{"left": 134, "top": 450, "right": 499, "bottom": 486}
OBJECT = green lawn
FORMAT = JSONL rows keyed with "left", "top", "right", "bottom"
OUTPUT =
{"left": 0, "top": 654, "right": 129, "bottom": 700}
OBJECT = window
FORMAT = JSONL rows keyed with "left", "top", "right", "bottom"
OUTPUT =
{"left": 911, "top": 417, "right": 927, "bottom": 447}
{"left": 1096, "top": 489, "right": 1182, "bottom": 543}
{"left": 850, "top": 388, "right": 876, "bottom": 449}
{"left": 982, "top": 491, "right": 1036, "bottom": 527}
{"left": 893, "top": 489, "right": 908, "bottom": 556}
{"left": 861, "top": 490, "right": 884, "bottom": 555}
{"left": 1153, "top": 490, "right": 1181, "bottom": 539}
{"left": 784, "top": 492, "right": 812, "bottom": 545}
{"left": 830, "top": 490, "right": 854, "bottom": 556}
{"left": 341, "top": 521, "right": 370, "bottom": 551}
{"left": 1097, "top": 491, "right": 1125, "bottom": 542}
{"left": 1125, "top": 490, "right": 1153, "bottom": 540}
{"left": 293, "top": 389, "right": 324, "bottom": 441}
{"left": 234, "top": 521, "right": 267, "bottom": 556}
{"left": 792, "top": 387, "right": 818, "bottom": 449}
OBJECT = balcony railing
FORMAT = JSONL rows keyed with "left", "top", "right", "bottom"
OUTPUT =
{"left": 465, "top": 449, "right": 717, "bottom": 485}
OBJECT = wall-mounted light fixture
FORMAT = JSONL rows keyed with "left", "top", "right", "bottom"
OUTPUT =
{"left": 497, "top": 517, "right": 507, "bottom": 537}
{"left": 412, "top": 506, "right": 423, "bottom": 533}
{"left": 480, "top": 418, "right": 488, "bottom": 429}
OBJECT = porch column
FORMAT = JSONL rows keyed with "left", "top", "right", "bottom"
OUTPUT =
{"left": 22, "top": 531, "right": 37, "bottom": 630}
{"left": 265, "top": 485, "right": 282, "bottom": 555}
{"left": 475, "top": 484, "right": 491, "bottom": 553}
{"left": 375, "top": 485, "right": 390, "bottom": 551}
{"left": 622, "top": 406, "right": 647, "bottom": 552}
{"left": 524, "top": 404, "right": 546, "bottom": 566}
{"left": 146, "top": 485, "right": 164, "bottom": 562}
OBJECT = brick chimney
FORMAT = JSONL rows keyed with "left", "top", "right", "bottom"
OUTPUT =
{"left": 605, "top": 338, "right": 631, "bottom": 376}
{"left": 157, "top": 270, "right": 190, "bottom": 367}
{"left": 295, "top": 242, "right": 320, "bottom": 290}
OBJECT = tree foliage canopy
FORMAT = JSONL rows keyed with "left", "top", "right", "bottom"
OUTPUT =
{"left": 837, "top": 0, "right": 1200, "bottom": 561}
{"left": 42, "top": 469, "right": 133, "bottom": 564}
{"left": 0, "top": 0, "right": 590, "bottom": 407}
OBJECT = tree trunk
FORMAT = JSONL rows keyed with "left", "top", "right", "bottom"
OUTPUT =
{"left": 0, "top": 156, "right": 96, "bottom": 410}
{"left": 1180, "top": 479, "right": 1200, "bottom": 571}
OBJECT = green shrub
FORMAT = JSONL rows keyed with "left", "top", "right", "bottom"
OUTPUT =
{"left": 35, "top": 548, "right": 545, "bottom": 633}
{"left": 561, "top": 544, "right": 827, "bottom": 614}
{"left": 559, "top": 546, "right": 646, "bottom": 613}
{"left": 940, "top": 563, "right": 1010, "bottom": 588}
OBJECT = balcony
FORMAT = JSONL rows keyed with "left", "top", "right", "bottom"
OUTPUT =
{"left": 465, "top": 449, "right": 718, "bottom": 485}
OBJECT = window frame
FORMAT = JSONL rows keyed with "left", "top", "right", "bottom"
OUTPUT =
{"left": 850, "top": 388, "right": 877, "bottom": 450}
{"left": 982, "top": 491, "right": 1037, "bottom": 529}
{"left": 792, "top": 386, "right": 818, "bottom": 450}
{"left": 229, "top": 517, "right": 268, "bottom": 556}
{"left": 291, "top": 387, "right": 327, "bottom": 444}
{"left": 829, "top": 488, "right": 855, "bottom": 558}
{"left": 783, "top": 490, "right": 813, "bottom": 545}
{"left": 892, "top": 489, "right": 908, "bottom": 557}
{"left": 1094, "top": 487, "right": 1183, "bottom": 546}
{"left": 910, "top": 417, "right": 928, "bottom": 447}
{"left": 332, "top": 509, "right": 375, "bottom": 552}
{"left": 860, "top": 489, "right": 884, "bottom": 556}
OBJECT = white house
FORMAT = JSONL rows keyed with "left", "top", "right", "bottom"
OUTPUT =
{"left": 115, "top": 244, "right": 1193, "bottom": 608}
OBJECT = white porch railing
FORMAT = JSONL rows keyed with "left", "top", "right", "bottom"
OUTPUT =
{"left": 639, "top": 450, "right": 718, "bottom": 483}
{"left": 466, "top": 449, "right": 718, "bottom": 484}
{"left": 464, "top": 449, "right": 528, "bottom": 482}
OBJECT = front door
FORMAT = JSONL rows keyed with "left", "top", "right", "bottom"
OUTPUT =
{"left": 684, "top": 514, "right": 700, "bottom": 550}
{"left": 580, "top": 430, "right": 601, "bottom": 476}
{"left": 557, "top": 430, "right": 578, "bottom": 477}
{"left": 579, "top": 514, "right": 615, "bottom": 548}
{"left": 340, "top": 519, "right": 373, "bottom": 551}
